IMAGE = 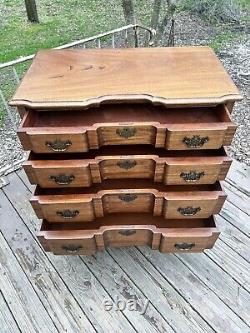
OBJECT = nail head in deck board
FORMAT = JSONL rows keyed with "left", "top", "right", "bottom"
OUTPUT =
{"left": 139, "top": 247, "right": 250, "bottom": 333}
{"left": 175, "top": 252, "right": 250, "bottom": 325}
{"left": 3, "top": 172, "right": 136, "bottom": 333}
{"left": 0, "top": 292, "right": 21, "bottom": 333}
{"left": 9, "top": 47, "right": 242, "bottom": 109}
{"left": 0, "top": 232, "right": 58, "bottom": 333}
{"left": 81, "top": 252, "right": 175, "bottom": 333}
{"left": 0, "top": 188, "right": 96, "bottom": 333}
{"left": 108, "top": 247, "right": 214, "bottom": 333}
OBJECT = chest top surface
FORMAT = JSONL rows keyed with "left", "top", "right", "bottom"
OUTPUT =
{"left": 10, "top": 46, "right": 242, "bottom": 109}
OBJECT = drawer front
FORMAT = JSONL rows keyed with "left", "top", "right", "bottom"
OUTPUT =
{"left": 38, "top": 216, "right": 219, "bottom": 255}
{"left": 163, "top": 198, "right": 223, "bottom": 219}
{"left": 103, "top": 193, "right": 154, "bottom": 213}
{"left": 39, "top": 238, "right": 97, "bottom": 255}
{"left": 39, "top": 229, "right": 153, "bottom": 255}
{"left": 166, "top": 128, "right": 226, "bottom": 150}
{"left": 99, "top": 125, "right": 156, "bottom": 146}
{"left": 24, "top": 155, "right": 231, "bottom": 188}
{"left": 24, "top": 165, "right": 92, "bottom": 188}
{"left": 35, "top": 202, "right": 95, "bottom": 222}
{"left": 18, "top": 106, "right": 236, "bottom": 153}
{"left": 20, "top": 126, "right": 233, "bottom": 153}
{"left": 99, "top": 158, "right": 155, "bottom": 179}
{"left": 160, "top": 229, "right": 220, "bottom": 253}
{"left": 19, "top": 131, "right": 88, "bottom": 153}
{"left": 164, "top": 162, "right": 227, "bottom": 185}
{"left": 104, "top": 229, "right": 153, "bottom": 247}
{"left": 31, "top": 188, "right": 225, "bottom": 222}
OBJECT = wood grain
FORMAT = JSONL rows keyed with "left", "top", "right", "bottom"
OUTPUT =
{"left": 0, "top": 289, "right": 21, "bottom": 333}
{"left": 3, "top": 171, "right": 140, "bottom": 333}
{"left": 0, "top": 177, "right": 97, "bottom": 333}
{"left": 139, "top": 246, "right": 250, "bottom": 333}
{"left": 18, "top": 104, "right": 236, "bottom": 153}
{"left": 10, "top": 47, "right": 242, "bottom": 109}
{"left": 0, "top": 232, "right": 58, "bottom": 333}
{"left": 37, "top": 214, "right": 219, "bottom": 255}
{"left": 107, "top": 247, "right": 215, "bottom": 333}
{"left": 23, "top": 149, "right": 232, "bottom": 187}
{"left": 31, "top": 181, "right": 226, "bottom": 222}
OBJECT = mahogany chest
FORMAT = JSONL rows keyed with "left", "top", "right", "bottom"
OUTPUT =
{"left": 10, "top": 47, "right": 242, "bottom": 255}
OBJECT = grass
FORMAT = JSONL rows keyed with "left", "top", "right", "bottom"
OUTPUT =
{"left": 0, "top": 0, "right": 248, "bottom": 120}
{"left": 0, "top": 0, "right": 125, "bottom": 63}
{"left": 1, "top": 0, "right": 249, "bottom": 63}
{"left": 0, "top": 0, "right": 151, "bottom": 122}
{"left": 209, "top": 31, "right": 239, "bottom": 51}
{"left": 0, "top": 0, "right": 156, "bottom": 63}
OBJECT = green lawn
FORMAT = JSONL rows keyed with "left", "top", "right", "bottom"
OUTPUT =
{"left": 0, "top": 0, "right": 157, "bottom": 63}
{"left": 1, "top": 0, "right": 124, "bottom": 63}
{"left": 0, "top": 0, "right": 152, "bottom": 121}
{"left": 1, "top": 0, "right": 249, "bottom": 63}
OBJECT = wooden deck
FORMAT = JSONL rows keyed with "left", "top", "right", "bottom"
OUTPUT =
{"left": 0, "top": 160, "right": 249, "bottom": 333}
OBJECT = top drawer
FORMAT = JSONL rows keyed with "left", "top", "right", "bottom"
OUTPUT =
{"left": 18, "top": 104, "right": 236, "bottom": 153}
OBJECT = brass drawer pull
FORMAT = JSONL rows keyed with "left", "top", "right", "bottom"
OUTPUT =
{"left": 116, "top": 127, "right": 136, "bottom": 138}
{"left": 57, "top": 210, "right": 79, "bottom": 219}
{"left": 177, "top": 206, "right": 201, "bottom": 216}
{"left": 118, "top": 229, "right": 136, "bottom": 236}
{"left": 117, "top": 160, "right": 137, "bottom": 170}
{"left": 46, "top": 139, "right": 72, "bottom": 152}
{"left": 62, "top": 244, "right": 83, "bottom": 253}
{"left": 119, "top": 194, "right": 137, "bottom": 202}
{"left": 50, "top": 174, "right": 75, "bottom": 185}
{"left": 183, "top": 135, "right": 209, "bottom": 148}
{"left": 180, "top": 171, "right": 205, "bottom": 182}
{"left": 174, "top": 243, "right": 195, "bottom": 251}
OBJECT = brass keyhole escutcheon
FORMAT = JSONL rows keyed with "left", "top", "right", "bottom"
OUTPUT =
{"left": 116, "top": 127, "right": 136, "bottom": 139}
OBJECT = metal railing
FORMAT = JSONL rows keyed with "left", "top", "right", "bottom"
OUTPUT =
{"left": 0, "top": 24, "right": 154, "bottom": 179}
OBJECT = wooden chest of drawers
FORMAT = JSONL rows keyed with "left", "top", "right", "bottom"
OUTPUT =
{"left": 10, "top": 46, "right": 242, "bottom": 255}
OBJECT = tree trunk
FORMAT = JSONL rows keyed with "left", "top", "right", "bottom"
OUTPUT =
{"left": 150, "top": 0, "right": 162, "bottom": 30}
{"left": 25, "top": 0, "right": 39, "bottom": 23}
{"left": 156, "top": 0, "right": 176, "bottom": 45}
{"left": 122, "top": 0, "right": 135, "bottom": 25}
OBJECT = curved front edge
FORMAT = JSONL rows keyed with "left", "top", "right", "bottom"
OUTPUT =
{"left": 159, "top": 228, "right": 220, "bottom": 253}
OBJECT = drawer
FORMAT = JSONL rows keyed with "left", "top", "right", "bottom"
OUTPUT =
{"left": 18, "top": 104, "right": 236, "bottom": 153}
{"left": 23, "top": 147, "right": 232, "bottom": 188}
{"left": 31, "top": 181, "right": 226, "bottom": 222}
{"left": 37, "top": 214, "right": 220, "bottom": 255}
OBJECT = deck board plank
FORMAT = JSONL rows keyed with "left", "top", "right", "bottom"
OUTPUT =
{"left": 0, "top": 180, "right": 97, "bottom": 333}
{"left": 81, "top": 252, "right": 175, "bottom": 333}
{"left": 205, "top": 239, "right": 250, "bottom": 292}
{"left": 222, "top": 180, "right": 250, "bottom": 216}
{"left": 215, "top": 214, "right": 250, "bottom": 262}
{"left": 1, "top": 157, "right": 249, "bottom": 333}
{"left": 138, "top": 246, "right": 250, "bottom": 333}
{"left": 175, "top": 251, "right": 250, "bottom": 325}
{"left": 0, "top": 231, "right": 58, "bottom": 333}
{"left": 0, "top": 291, "right": 21, "bottom": 333}
{"left": 226, "top": 160, "right": 250, "bottom": 196}
{"left": 220, "top": 200, "right": 250, "bottom": 236}
{"left": 4, "top": 171, "right": 171, "bottom": 333}
{"left": 107, "top": 247, "right": 214, "bottom": 333}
